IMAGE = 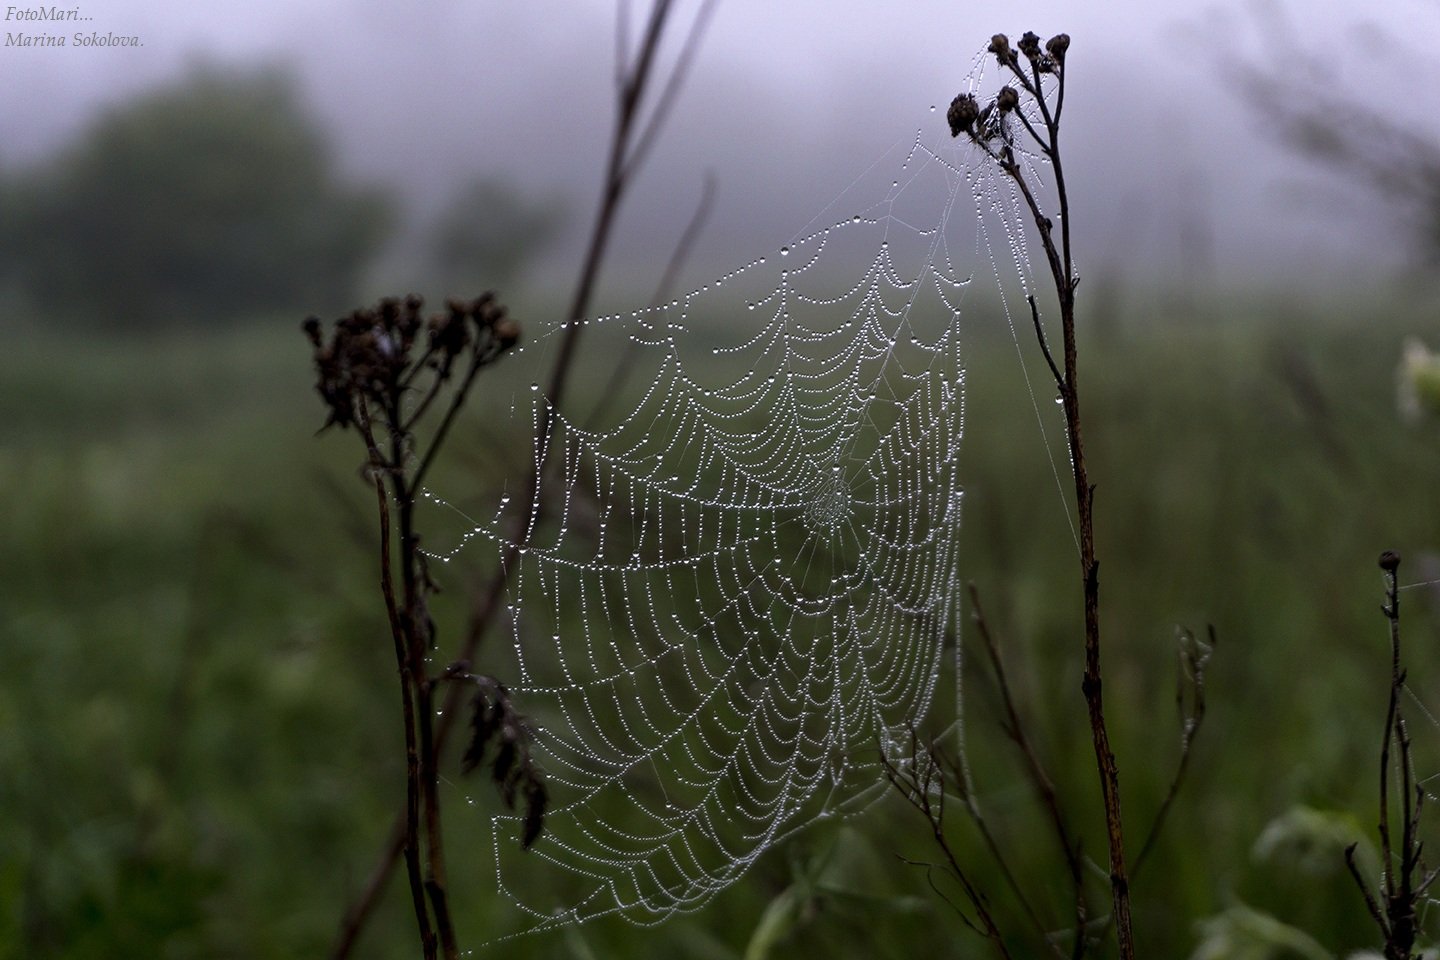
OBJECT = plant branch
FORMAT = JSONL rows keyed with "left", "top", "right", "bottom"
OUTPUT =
{"left": 620, "top": 0, "right": 720, "bottom": 185}
{"left": 949, "top": 34, "right": 1134, "bottom": 957}
{"left": 880, "top": 734, "right": 1014, "bottom": 959}
{"left": 896, "top": 854, "right": 985, "bottom": 933}
{"left": 412, "top": 326, "right": 504, "bottom": 491}
{"left": 967, "top": 584, "right": 1088, "bottom": 955}
{"left": 930, "top": 739, "right": 1065, "bottom": 956}
{"left": 442, "top": 0, "right": 707, "bottom": 762}
{"left": 1350, "top": 551, "right": 1424, "bottom": 960}
{"left": 1132, "top": 626, "right": 1213, "bottom": 880}
{"left": 442, "top": 0, "right": 711, "bottom": 772}
{"left": 1347, "top": 843, "right": 1392, "bottom": 940}
{"left": 1027, "top": 295, "right": 1065, "bottom": 392}
{"left": 586, "top": 169, "right": 717, "bottom": 431}
{"left": 397, "top": 477, "right": 458, "bottom": 959}
{"left": 308, "top": 297, "right": 517, "bottom": 960}
{"left": 355, "top": 400, "right": 436, "bottom": 958}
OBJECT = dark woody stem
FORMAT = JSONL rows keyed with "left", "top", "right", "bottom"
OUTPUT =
{"left": 950, "top": 34, "right": 1134, "bottom": 959}
{"left": 307, "top": 296, "right": 518, "bottom": 960}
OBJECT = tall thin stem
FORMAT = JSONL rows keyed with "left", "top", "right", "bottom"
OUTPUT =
{"left": 968, "top": 584, "right": 1088, "bottom": 954}
{"left": 949, "top": 34, "right": 1134, "bottom": 957}
{"left": 308, "top": 296, "right": 516, "bottom": 960}
{"left": 356, "top": 404, "right": 436, "bottom": 958}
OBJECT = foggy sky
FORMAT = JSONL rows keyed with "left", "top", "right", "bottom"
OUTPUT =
{"left": 5, "top": 0, "right": 1438, "bottom": 297}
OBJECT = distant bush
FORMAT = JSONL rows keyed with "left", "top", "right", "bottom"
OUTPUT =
{"left": 1, "top": 64, "right": 391, "bottom": 329}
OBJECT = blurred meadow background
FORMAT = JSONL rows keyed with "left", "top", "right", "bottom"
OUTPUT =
{"left": 4, "top": 0, "right": 1440, "bottom": 957}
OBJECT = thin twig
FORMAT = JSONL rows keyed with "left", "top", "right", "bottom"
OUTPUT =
{"left": 1383, "top": 551, "right": 1418, "bottom": 958}
{"left": 1350, "top": 551, "right": 1423, "bottom": 960}
{"left": 962, "top": 800, "right": 1065, "bottom": 956}
{"left": 586, "top": 170, "right": 717, "bottom": 431}
{"left": 896, "top": 854, "right": 983, "bottom": 932}
{"left": 931, "top": 736, "right": 1064, "bottom": 956}
{"left": 1025, "top": 294, "right": 1065, "bottom": 402}
{"left": 412, "top": 340, "right": 495, "bottom": 491}
{"left": 1348, "top": 843, "right": 1392, "bottom": 939}
{"left": 879, "top": 740, "right": 1014, "bottom": 959}
{"left": 355, "top": 402, "right": 436, "bottom": 958}
{"left": 443, "top": 0, "right": 709, "bottom": 752}
{"left": 977, "top": 36, "right": 1135, "bottom": 957}
{"left": 398, "top": 477, "right": 459, "bottom": 959}
{"left": 1132, "top": 625, "right": 1213, "bottom": 880}
{"left": 967, "top": 584, "right": 1087, "bottom": 954}
{"left": 620, "top": 0, "right": 721, "bottom": 184}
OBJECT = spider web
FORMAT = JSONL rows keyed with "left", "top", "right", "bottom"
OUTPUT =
{"left": 423, "top": 60, "right": 1057, "bottom": 943}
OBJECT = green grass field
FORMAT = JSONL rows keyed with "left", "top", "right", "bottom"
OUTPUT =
{"left": 4, "top": 291, "right": 1439, "bottom": 958}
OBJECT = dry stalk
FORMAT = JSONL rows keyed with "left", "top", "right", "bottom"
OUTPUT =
{"left": 947, "top": 31, "right": 1134, "bottom": 957}
{"left": 1346, "top": 551, "right": 1440, "bottom": 960}
{"left": 879, "top": 731, "right": 1015, "bottom": 959}
{"left": 305, "top": 296, "right": 522, "bottom": 960}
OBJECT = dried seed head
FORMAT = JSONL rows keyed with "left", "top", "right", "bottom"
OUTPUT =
{"left": 996, "top": 85, "right": 1020, "bottom": 113}
{"left": 989, "top": 33, "right": 1013, "bottom": 65}
{"left": 1379, "top": 550, "right": 1401, "bottom": 572}
{"left": 947, "top": 92, "right": 980, "bottom": 136}
{"left": 493, "top": 315, "right": 521, "bottom": 349}
{"left": 306, "top": 291, "right": 518, "bottom": 433}
{"left": 1046, "top": 33, "right": 1070, "bottom": 62}
{"left": 1019, "top": 31, "right": 1042, "bottom": 61}
{"left": 377, "top": 296, "right": 401, "bottom": 325}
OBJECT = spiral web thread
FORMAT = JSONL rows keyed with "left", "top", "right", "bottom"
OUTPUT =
{"left": 423, "top": 62, "right": 1058, "bottom": 943}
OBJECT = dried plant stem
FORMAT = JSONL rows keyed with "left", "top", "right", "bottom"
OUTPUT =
{"left": 1131, "top": 627, "right": 1212, "bottom": 880}
{"left": 1019, "top": 57, "right": 1129, "bottom": 960}
{"left": 326, "top": 5, "right": 714, "bottom": 955}
{"left": 880, "top": 735, "right": 1014, "bottom": 959}
{"left": 1046, "top": 117, "right": 1135, "bottom": 960}
{"left": 309, "top": 296, "right": 517, "bottom": 960}
{"left": 401, "top": 504, "right": 459, "bottom": 959}
{"left": 950, "top": 33, "right": 1133, "bottom": 956}
{"left": 586, "top": 170, "right": 716, "bottom": 431}
{"left": 963, "top": 802, "right": 1063, "bottom": 956}
{"left": 968, "top": 584, "right": 1088, "bottom": 955}
{"left": 354, "top": 400, "right": 456, "bottom": 960}
{"left": 440, "top": 0, "right": 716, "bottom": 757}
{"left": 363, "top": 413, "right": 434, "bottom": 955}
{"left": 1346, "top": 551, "right": 1440, "bottom": 960}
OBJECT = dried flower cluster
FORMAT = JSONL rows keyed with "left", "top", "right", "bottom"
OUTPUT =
{"left": 305, "top": 291, "right": 527, "bottom": 960}
{"left": 948, "top": 31, "right": 1070, "bottom": 150}
{"left": 303, "top": 293, "right": 518, "bottom": 434}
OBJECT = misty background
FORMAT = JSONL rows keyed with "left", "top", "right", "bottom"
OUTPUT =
{"left": 5, "top": 0, "right": 1438, "bottom": 319}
